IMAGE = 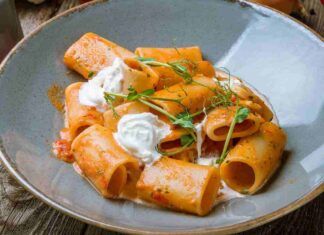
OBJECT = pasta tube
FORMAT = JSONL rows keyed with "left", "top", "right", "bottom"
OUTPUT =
{"left": 71, "top": 124, "right": 140, "bottom": 198}
{"left": 196, "top": 61, "right": 215, "bottom": 78}
{"left": 172, "top": 148, "right": 197, "bottom": 163}
{"left": 215, "top": 68, "right": 273, "bottom": 121}
{"left": 136, "top": 157, "right": 220, "bottom": 215}
{"left": 135, "top": 47, "right": 203, "bottom": 62}
{"left": 123, "top": 58, "right": 159, "bottom": 91}
{"left": 204, "top": 106, "right": 262, "bottom": 141}
{"left": 220, "top": 122, "right": 287, "bottom": 194}
{"left": 151, "top": 75, "right": 217, "bottom": 116}
{"left": 135, "top": 47, "right": 214, "bottom": 89}
{"left": 154, "top": 61, "right": 215, "bottom": 90}
{"left": 65, "top": 82, "right": 103, "bottom": 140}
{"left": 236, "top": 86, "right": 273, "bottom": 122}
{"left": 159, "top": 128, "right": 193, "bottom": 152}
{"left": 103, "top": 101, "right": 150, "bottom": 132}
{"left": 159, "top": 129, "right": 200, "bottom": 162}
{"left": 64, "top": 32, "right": 134, "bottom": 79}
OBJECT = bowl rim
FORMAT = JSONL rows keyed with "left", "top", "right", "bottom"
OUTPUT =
{"left": 0, "top": 0, "right": 323, "bottom": 234}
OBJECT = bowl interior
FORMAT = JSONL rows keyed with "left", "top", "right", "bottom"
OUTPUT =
{"left": 0, "top": 0, "right": 323, "bottom": 233}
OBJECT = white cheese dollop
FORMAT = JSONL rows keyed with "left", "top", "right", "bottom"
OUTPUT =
{"left": 114, "top": 113, "right": 171, "bottom": 165}
{"left": 197, "top": 157, "right": 218, "bottom": 166}
{"left": 78, "top": 58, "right": 127, "bottom": 112}
{"left": 194, "top": 114, "right": 207, "bottom": 159}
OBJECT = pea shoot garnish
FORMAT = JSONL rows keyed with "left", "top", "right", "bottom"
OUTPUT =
{"left": 104, "top": 93, "right": 119, "bottom": 118}
{"left": 155, "top": 134, "right": 195, "bottom": 156}
{"left": 216, "top": 107, "right": 250, "bottom": 164}
{"left": 172, "top": 112, "right": 195, "bottom": 129}
{"left": 127, "top": 86, "right": 155, "bottom": 101}
{"left": 180, "top": 134, "right": 195, "bottom": 147}
{"left": 137, "top": 57, "right": 194, "bottom": 84}
{"left": 88, "top": 71, "right": 94, "bottom": 78}
{"left": 103, "top": 64, "right": 249, "bottom": 159}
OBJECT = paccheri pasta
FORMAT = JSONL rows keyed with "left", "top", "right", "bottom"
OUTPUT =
{"left": 52, "top": 33, "right": 287, "bottom": 216}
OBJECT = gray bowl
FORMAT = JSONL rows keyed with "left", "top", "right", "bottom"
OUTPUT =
{"left": 0, "top": 0, "right": 323, "bottom": 234}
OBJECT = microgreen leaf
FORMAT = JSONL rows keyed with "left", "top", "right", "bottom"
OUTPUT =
{"left": 176, "top": 112, "right": 193, "bottom": 121}
{"left": 126, "top": 86, "right": 138, "bottom": 101}
{"left": 104, "top": 92, "right": 116, "bottom": 102}
{"left": 168, "top": 61, "right": 192, "bottom": 83}
{"left": 128, "top": 86, "right": 136, "bottom": 93}
{"left": 137, "top": 57, "right": 194, "bottom": 83}
{"left": 217, "top": 107, "right": 250, "bottom": 165}
{"left": 235, "top": 107, "right": 250, "bottom": 123}
{"left": 141, "top": 89, "right": 155, "bottom": 96}
{"left": 126, "top": 86, "right": 155, "bottom": 101}
{"left": 155, "top": 137, "right": 194, "bottom": 156}
{"left": 180, "top": 134, "right": 195, "bottom": 147}
{"left": 88, "top": 71, "right": 94, "bottom": 78}
{"left": 172, "top": 112, "right": 194, "bottom": 129}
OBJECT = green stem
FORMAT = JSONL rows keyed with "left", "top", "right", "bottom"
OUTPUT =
{"left": 142, "top": 61, "right": 172, "bottom": 68}
{"left": 192, "top": 81, "right": 216, "bottom": 93}
{"left": 218, "top": 108, "right": 238, "bottom": 164}
{"left": 105, "top": 91, "right": 197, "bottom": 141}
{"left": 106, "top": 92, "right": 127, "bottom": 98}
{"left": 190, "top": 106, "right": 214, "bottom": 118}
{"left": 140, "top": 99, "right": 197, "bottom": 141}
{"left": 138, "top": 99, "right": 177, "bottom": 121}
{"left": 156, "top": 139, "right": 194, "bottom": 156}
{"left": 190, "top": 103, "right": 220, "bottom": 118}
{"left": 189, "top": 130, "right": 197, "bottom": 141}
{"left": 143, "top": 96, "right": 182, "bottom": 103}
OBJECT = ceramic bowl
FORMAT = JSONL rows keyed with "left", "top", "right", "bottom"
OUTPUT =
{"left": 0, "top": 0, "right": 323, "bottom": 234}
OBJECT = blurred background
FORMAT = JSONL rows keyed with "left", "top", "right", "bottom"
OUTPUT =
{"left": 0, "top": 0, "right": 323, "bottom": 62}
{"left": 16, "top": 0, "right": 323, "bottom": 36}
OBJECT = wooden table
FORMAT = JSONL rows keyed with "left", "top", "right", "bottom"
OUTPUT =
{"left": 0, "top": 0, "right": 323, "bottom": 234}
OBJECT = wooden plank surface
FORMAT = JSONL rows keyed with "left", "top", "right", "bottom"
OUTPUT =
{"left": 15, "top": 0, "right": 324, "bottom": 37}
{"left": 0, "top": 0, "right": 323, "bottom": 234}
{"left": 302, "top": 0, "right": 324, "bottom": 36}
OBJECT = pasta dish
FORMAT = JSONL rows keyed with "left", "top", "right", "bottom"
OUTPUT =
{"left": 52, "top": 33, "right": 287, "bottom": 216}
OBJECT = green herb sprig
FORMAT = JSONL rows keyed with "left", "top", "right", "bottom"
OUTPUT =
{"left": 127, "top": 86, "right": 155, "bottom": 101}
{"left": 103, "top": 64, "right": 247, "bottom": 158}
{"left": 103, "top": 89, "right": 196, "bottom": 137}
{"left": 173, "top": 112, "right": 195, "bottom": 129}
{"left": 88, "top": 71, "right": 94, "bottom": 78}
{"left": 216, "top": 107, "right": 250, "bottom": 164}
{"left": 180, "top": 134, "right": 195, "bottom": 146}
{"left": 104, "top": 93, "right": 119, "bottom": 118}
{"left": 156, "top": 134, "right": 195, "bottom": 156}
{"left": 137, "top": 57, "right": 194, "bottom": 83}
{"left": 139, "top": 57, "right": 241, "bottom": 116}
